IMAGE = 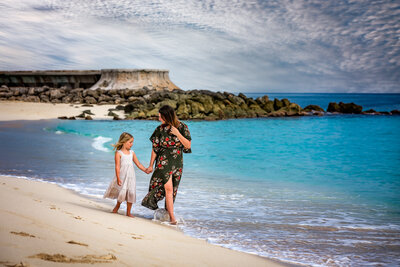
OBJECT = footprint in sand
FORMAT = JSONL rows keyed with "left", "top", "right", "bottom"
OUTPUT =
{"left": 49, "top": 205, "right": 57, "bottom": 210}
{"left": 67, "top": 240, "right": 88, "bottom": 247}
{"left": 30, "top": 253, "right": 116, "bottom": 263}
{"left": 13, "top": 187, "right": 19, "bottom": 190}
{"left": 10, "top": 231, "right": 36, "bottom": 238}
{"left": 73, "top": 216, "right": 83, "bottom": 220}
{"left": 2, "top": 261, "right": 30, "bottom": 267}
{"left": 34, "top": 199, "right": 42, "bottom": 203}
{"left": 130, "top": 233, "right": 144, "bottom": 239}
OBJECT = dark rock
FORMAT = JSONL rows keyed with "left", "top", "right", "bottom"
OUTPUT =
{"left": 85, "top": 115, "right": 93, "bottom": 120}
{"left": 303, "top": 105, "right": 324, "bottom": 112}
{"left": 282, "top": 98, "right": 290, "bottom": 107}
{"left": 339, "top": 102, "right": 362, "bottom": 114}
{"left": 0, "top": 85, "right": 9, "bottom": 92}
{"left": 269, "top": 103, "right": 302, "bottom": 117}
{"left": 108, "top": 111, "right": 118, "bottom": 117}
{"left": 107, "top": 89, "right": 119, "bottom": 96}
{"left": 35, "top": 87, "right": 45, "bottom": 94}
{"left": 238, "top": 93, "right": 247, "bottom": 99}
{"left": 124, "top": 98, "right": 147, "bottom": 113}
{"left": 68, "top": 116, "right": 76, "bottom": 120}
{"left": 26, "top": 95, "right": 40, "bottom": 102}
{"left": 58, "top": 116, "right": 68, "bottom": 120}
{"left": 40, "top": 95, "right": 50, "bottom": 103}
{"left": 255, "top": 95, "right": 269, "bottom": 105}
{"left": 379, "top": 111, "right": 390, "bottom": 115}
{"left": 84, "top": 96, "right": 97, "bottom": 104}
{"left": 327, "top": 102, "right": 340, "bottom": 113}
{"left": 84, "top": 90, "right": 99, "bottom": 99}
{"left": 259, "top": 100, "right": 275, "bottom": 113}
{"left": 273, "top": 98, "right": 283, "bottom": 110}
{"left": 82, "top": 110, "right": 95, "bottom": 115}
{"left": 98, "top": 95, "right": 112, "bottom": 102}
{"left": 61, "top": 96, "right": 73, "bottom": 103}
{"left": 76, "top": 112, "right": 86, "bottom": 118}
{"left": 0, "top": 92, "right": 13, "bottom": 98}
{"left": 327, "top": 102, "right": 362, "bottom": 114}
{"left": 391, "top": 110, "right": 400, "bottom": 115}
{"left": 363, "top": 109, "right": 377, "bottom": 113}
{"left": 82, "top": 104, "right": 94, "bottom": 107}
{"left": 28, "top": 87, "right": 36, "bottom": 95}
{"left": 115, "top": 105, "right": 125, "bottom": 110}
{"left": 50, "top": 89, "right": 65, "bottom": 100}
{"left": 113, "top": 116, "right": 121, "bottom": 120}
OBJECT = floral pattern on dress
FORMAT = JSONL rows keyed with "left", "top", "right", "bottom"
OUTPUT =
{"left": 141, "top": 122, "right": 191, "bottom": 210}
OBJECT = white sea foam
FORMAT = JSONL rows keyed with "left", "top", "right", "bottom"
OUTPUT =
{"left": 92, "top": 136, "right": 112, "bottom": 152}
{"left": 55, "top": 130, "right": 64, "bottom": 135}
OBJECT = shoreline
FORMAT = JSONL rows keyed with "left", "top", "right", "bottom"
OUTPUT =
{"left": 0, "top": 175, "right": 293, "bottom": 267}
{"left": 1, "top": 101, "right": 397, "bottom": 123}
{"left": 0, "top": 101, "right": 123, "bottom": 121}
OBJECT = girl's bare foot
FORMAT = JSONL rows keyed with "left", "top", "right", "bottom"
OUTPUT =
{"left": 127, "top": 214, "right": 135, "bottom": 218}
{"left": 112, "top": 202, "right": 121, "bottom": 213}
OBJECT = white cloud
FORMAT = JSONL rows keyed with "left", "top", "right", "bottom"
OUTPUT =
{"left": 0, "top": 0, "right": 398, "bottom": 92}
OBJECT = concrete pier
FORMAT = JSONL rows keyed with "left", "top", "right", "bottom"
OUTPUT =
{"left": 90, "top": 69, "right": 179, "bottom": 91}
{"left": 0, "top": 69, "right": 180, "bottom": 91}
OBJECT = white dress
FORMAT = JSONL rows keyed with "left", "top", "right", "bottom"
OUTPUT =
{"left": 103, "top": 150, "right": 136, "bottom": 203}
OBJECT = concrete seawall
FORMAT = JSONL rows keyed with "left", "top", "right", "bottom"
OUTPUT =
{"left": 0, "top": 69, "right": 180, "bottom": 91}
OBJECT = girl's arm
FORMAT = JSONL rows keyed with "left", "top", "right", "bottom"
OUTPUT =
{"left": 132, "top": 152, "right": 147, "bottom": 173}
{"left": 170, "top": 126, "right": 191, "bottom": 149}
{"left": 115, "top": 152, "right": 122, "bottom": 185}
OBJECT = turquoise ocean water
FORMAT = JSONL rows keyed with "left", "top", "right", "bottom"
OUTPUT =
{"left": 1, "top": 93, "right": 399, "bottom": 266}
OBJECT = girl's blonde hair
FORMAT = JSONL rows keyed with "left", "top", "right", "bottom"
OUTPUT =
{"left": 112, "top": 132, "right": 133, "bottom": 151}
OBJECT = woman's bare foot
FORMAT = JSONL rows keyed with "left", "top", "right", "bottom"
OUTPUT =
{"left": 127, "top": 214, "right": 135, "bottom": 218}
{"left": 169, "top": 220, "right": 177, "bottom": 225}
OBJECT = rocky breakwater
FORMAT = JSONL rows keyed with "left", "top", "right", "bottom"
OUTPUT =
{"left": 327, "top": 101, "right": 400, "bottom": 115}
{"left": 123, "top": 91, "right": 308, "bottom": 120}
{"left": 0, "top": 85, "right": 307, "bottom": 120}
{"left": 1, "top": 85, "right": 399, "bottom": 120}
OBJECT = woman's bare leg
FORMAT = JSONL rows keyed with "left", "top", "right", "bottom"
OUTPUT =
{"left": 126, "top": 202, "right": 134, "bottom": 217}
{"left": 164, "top": 176, "right": 176, "bottom": 223}
{"left": 112, "top": 201, "right": 121, "bottom": 213}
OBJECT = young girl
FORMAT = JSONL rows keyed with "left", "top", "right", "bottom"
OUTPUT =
{"left": 103, "top": 132, "right": 148, "bottom": 217}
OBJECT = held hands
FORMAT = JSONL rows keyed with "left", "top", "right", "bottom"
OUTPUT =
{"left": 144, "top": 165, "right": 153, "bottom": 174}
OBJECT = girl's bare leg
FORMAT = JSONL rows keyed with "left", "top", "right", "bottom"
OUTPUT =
{"left": 126, "top": 202, "right": 134, "bottom": 217}
{"left": 112, "top": 201, "right": 121, "bottom": 213}
{"left": 164, "top": 176, "right": 176, "bottom": 224}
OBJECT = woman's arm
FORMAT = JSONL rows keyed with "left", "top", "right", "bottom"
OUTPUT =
{"left": 132, "top": 152, "right": 147, "bottom": 172}
{"left": 170, "top": 126, "right": 191, "bottom": 149}
{"left": 147, "top": 149, "right": 157, "bottom": 173}
{"left": 114, "top": 152, "right": 122, "bottom": 185}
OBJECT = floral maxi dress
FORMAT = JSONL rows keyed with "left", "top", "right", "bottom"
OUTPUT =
{"left": 141, "top": 122, "right": 191, "bottom": 210}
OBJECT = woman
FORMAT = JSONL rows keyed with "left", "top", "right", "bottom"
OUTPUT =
{"left": 142, "top": 105, "right": 191, "bottom": 225}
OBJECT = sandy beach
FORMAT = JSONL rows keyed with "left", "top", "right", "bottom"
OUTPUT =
{"left": 0, "top": 101, "right": 124, "bottom": 121}
{"left": 0, "top": 175, "right": 288, "bottom": 267}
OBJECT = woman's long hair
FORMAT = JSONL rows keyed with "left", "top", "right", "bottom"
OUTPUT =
{"left": 112, "top": 132, "right": 133, "bottom": 151}
{"left": 159, "top": 105, "right": 180, "bottom": 128}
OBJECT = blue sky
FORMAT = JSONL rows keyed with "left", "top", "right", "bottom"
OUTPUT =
{"left": 0, "top": 0, "right": 399, "bottom": 93}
